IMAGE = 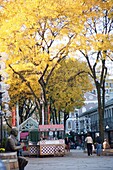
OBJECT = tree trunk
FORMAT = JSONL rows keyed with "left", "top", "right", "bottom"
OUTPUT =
{"left": 54, "top": 108, "right": 58, "bottom": 124}
{"left": 58, "top": 110, "right": 60, "bottom": 124}
{"left": 97, "top": 83, "right": 104, "bottom": 142}
{"left": 64, "top": 112, "right": 69, "bottom": 135}
{"left": 52, "top": 109, "right": 55, "bottom": 124}
{"left": 39, "top": 104, "right": 42, "bottom": 125}
{"left": 44, "top": 101, "right": 48, "bottom": 125}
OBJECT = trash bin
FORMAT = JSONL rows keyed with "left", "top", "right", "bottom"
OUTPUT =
{"left": 0, "top": 159, "right": 6, "bottom": 170}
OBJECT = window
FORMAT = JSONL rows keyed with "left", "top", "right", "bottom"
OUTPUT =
{"left": 110, "top": 83, "right": 113, "bottom": 88}
{"left": 106, "top": 109, "right": 109, "bottom": 118}
{"left": 104, "top": 110, "right": 106, "bottom": 118}
{"left": 71, "top": 112, "right": 74, "bottom": 117}
{"left": 86, "top": 120, "right": 89, "bottom": 123}
{"left": 109, "top": 109, "right": 112, "bottom": 117}
{"left": 106, "top": 82, "right": 108, "bottom": 87}
{"left": 82, "top": 107, "right": 86, "bottom": 112}
{"left": 112, "top": 108, "right": 113, "bottom": 117}
{"left": 106, "top": 89, "right": 109, "bottom": 94}
{"left": 68, "top": 121, "right": 72, "bottom": 129}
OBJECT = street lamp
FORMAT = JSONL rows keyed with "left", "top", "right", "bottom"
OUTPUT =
{"left": 0, "top": 79, "right": 4, "bottom": 147}
{"left": 105, "top": 125, "right": 109, "bottom": 131}
{"left": 0, "top": 110, "right": 3, "bottom": 147}
{"left": 40, "top": 99, "right": 44, "bottom": 125}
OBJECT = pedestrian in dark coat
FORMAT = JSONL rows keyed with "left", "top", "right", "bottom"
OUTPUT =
{"left": 95, "top": 135, "right": 102, "bottom": 156}
{"left": 65, "top": 136, "right": 70, "bottom": 152}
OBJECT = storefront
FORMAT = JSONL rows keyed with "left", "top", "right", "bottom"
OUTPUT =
{"left": 19, "top": 117, "right": 39, "bottom": 151}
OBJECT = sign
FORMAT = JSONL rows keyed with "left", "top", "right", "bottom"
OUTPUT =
{"left": 20, "top": 132, "right": 29, "bottom": 139}
{"left": 39, "top": 124, "right": 64, "bottom": 132}
{"left": 12, "top": 107, "right": 16, "bottom": 127}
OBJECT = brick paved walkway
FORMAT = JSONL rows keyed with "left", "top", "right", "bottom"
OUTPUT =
{"left": 24, "top": 150, "right": 113, "bottom": 170}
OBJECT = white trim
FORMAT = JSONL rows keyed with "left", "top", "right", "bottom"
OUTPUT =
{"left": 19, "top": 117, "right": 39, "bottom": 131}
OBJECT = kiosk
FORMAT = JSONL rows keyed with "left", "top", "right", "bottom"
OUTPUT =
{"left": 37, "top": 124, "right": 65, "bottom": 156}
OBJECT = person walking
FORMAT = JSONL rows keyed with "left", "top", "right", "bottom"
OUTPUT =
{"left": 95, "top": 134, "right": 102, "bottom": 156}
{"left": 5, "top": 127, "right": 28, "bottom": 170}
{"left": 65, "top": 136, "right": 70, "bottom": 152}
{"left": 85, "top": 133, "right": 93, "bottom": 156}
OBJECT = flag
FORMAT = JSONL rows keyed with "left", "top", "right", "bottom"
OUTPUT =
{"left": 48, "top": 105, "right": 50, "bottom": 124}
{"left": 12, "top": 107, "right": 16, "bottom": 127}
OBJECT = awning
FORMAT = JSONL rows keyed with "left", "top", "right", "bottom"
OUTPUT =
{"left": 20, "top": 132, "right": 29, "bottom": 139}
{"left": 38, "top": 124, "right": 64, "bottom": 132}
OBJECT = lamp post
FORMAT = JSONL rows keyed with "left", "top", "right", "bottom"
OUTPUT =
{"left": 0, "top": 71, "right": 2, "bottom": 147}
{"left": 0, "top": 76, "right": 4, "bottom": 147}
{"left": 0, "top": 110, "right": 3, "bottom": 147}
{"left": 40, "top": 100, "right": 44, "bottom": 125}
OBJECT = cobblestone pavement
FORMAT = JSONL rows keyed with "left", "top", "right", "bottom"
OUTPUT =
{"left": 25, "top": 150, "right": 113, "bottom": 170}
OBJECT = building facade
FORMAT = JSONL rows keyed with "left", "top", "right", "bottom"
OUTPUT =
{"left": 66, "top": 92, "right": 97, "bottom": 135}
{"left": 79, "top": 98, "right": 113, "bottom": 148}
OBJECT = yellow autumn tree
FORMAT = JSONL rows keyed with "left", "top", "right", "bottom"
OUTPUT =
{"left": 47, "top": 58, "right": 93, "bottom": 127}
{"left": 6, "top": 73, "right": 39, "bottom": 123}
{"left": 2, "top": 0, "right": 110, "bottom": 134}
{"left": 0, "top": 0, "right": 87, "bottom": 124}
{"left": 69, "top": 0, "right": 113, "bottom": 141}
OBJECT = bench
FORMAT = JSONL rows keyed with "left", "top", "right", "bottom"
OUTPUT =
{"left": 102, "top": 149, "right": 113, "bottom": 156}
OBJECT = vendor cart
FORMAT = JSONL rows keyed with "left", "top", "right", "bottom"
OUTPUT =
{"left": 37, "top": 124, "right": 65, "bottom": 157}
